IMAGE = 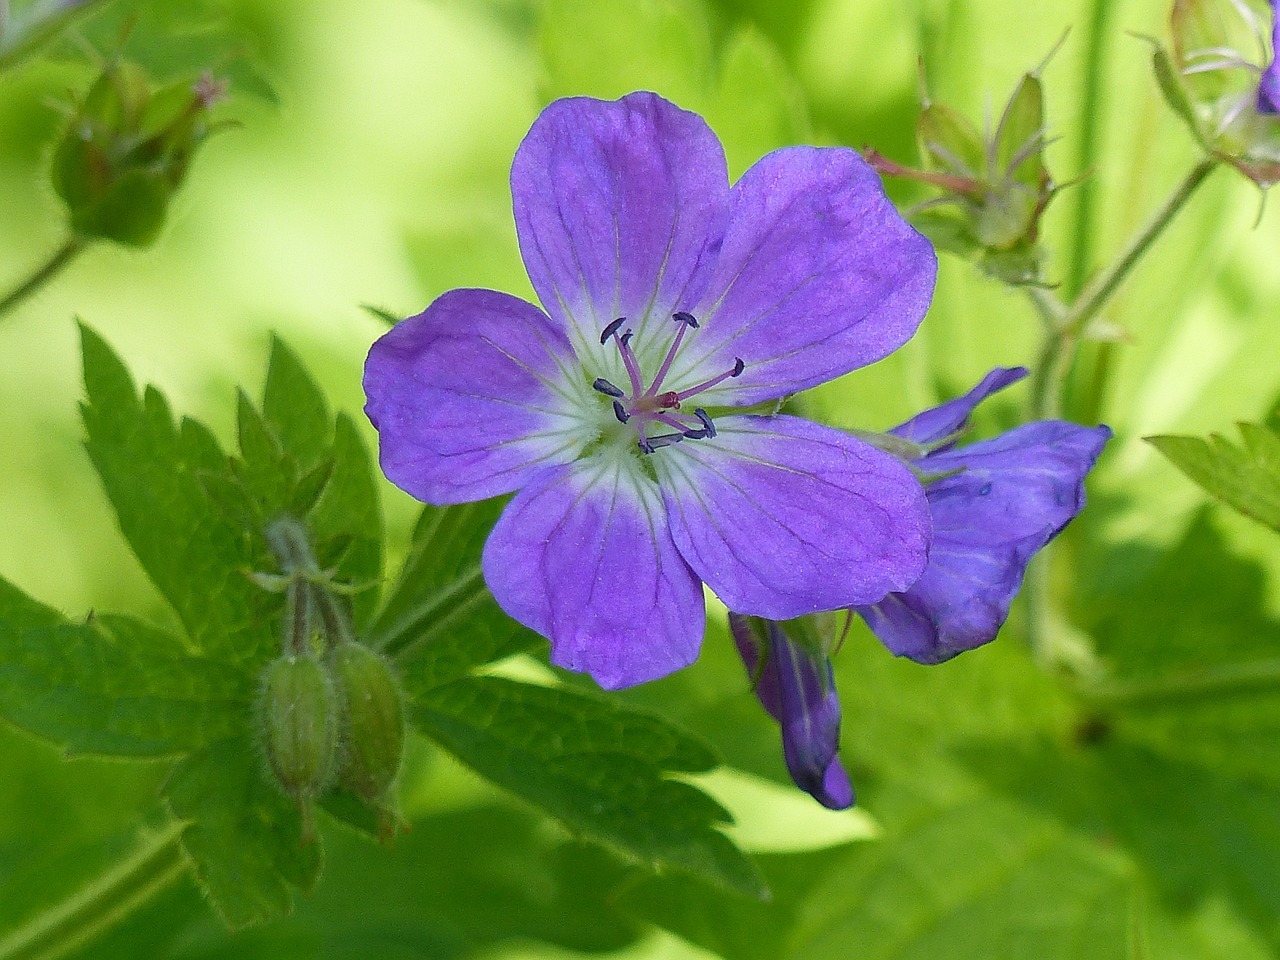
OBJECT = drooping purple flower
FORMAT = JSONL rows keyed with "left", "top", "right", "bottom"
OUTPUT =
{"left": 856, "top": 367, "right": 1111, "bottom": 664}
{"left": 729, "top": 614, "right": 854, "bottom": 810}
{"left": 364, "top": 92, "right": 937, "bottom": 690}
{"left": 1258, "top": 0, "right": 1280, "bottom": 113}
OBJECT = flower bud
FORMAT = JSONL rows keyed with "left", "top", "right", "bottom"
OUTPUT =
{"left": 258, "top": 654, "right": 339, "bottom": 808}
{"left": 867, "top": 70, "right": 1061, "bottom": 285}
{"left": 50, "top": 59, "right": 229, "bottom": 246}
{"left": 1157, "top": 0, "right": 1280, "bottom": 186}
{"left": 333, "top": 644, "right": 405, "bottom": 803}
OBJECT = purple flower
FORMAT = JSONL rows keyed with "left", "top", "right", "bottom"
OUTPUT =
{"left": 1259, "top": 0, "right": 1280, "bottom": 113}
{"left": 856, "top": 367, "right": 1111, "bottom": 664}
{"left": 729, "top": 614, "right": 854, "bottom": 810}
{"left": 363, "top": 92, "right": 937, "bottom": 690}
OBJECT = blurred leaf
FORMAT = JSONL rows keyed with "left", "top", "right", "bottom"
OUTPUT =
{"left": 0, "top": 575, "right": 252, "bottom": 757}
{"left": 413, "top": 675, "right": 767, "bottom": 898}
{"left": 704, "top": 25, "right": 809, "bottom": 180}
{"left": 372, "top": 499, "right": 535, "bottom": 694}
{"left": 1080, "top": 512, "right": 1280, "bottom": 792}
{"left": 79, "top": 323, "right": 276, "bottom": 665}
{"left": 538, "top": 0, "right": 712, "bottom": 106}
{"left": 165, "top": 737, "right": 320, "bottom": 930}
{"left": 789, "top": 796, "right": 1138, "bottom": 959}
{"left": 1147, "top": 422, "right": 1280, "bottom": 533}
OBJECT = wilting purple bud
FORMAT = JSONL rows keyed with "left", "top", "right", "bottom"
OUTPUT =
{"left": 857, "top": 368, "right": 1111, "bottom": 664}
{"left": 729, "top": 614, "right": 854, "bottom": 810}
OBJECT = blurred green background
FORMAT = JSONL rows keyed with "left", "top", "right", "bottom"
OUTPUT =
{"left": 2, "top": 0, "right": 1280, "bottom": 957}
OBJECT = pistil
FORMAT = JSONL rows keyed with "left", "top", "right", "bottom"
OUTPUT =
{"left": 598, "top": 312, "right": 744, "bottom": 454}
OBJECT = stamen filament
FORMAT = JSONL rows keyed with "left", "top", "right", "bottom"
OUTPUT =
{"left": 614, "top": 327, "right": 645, "bottom": 395}
{"left": 645, "top": 313, "right": 694, "bottom": 398}
{"left": 674, "top": 357, "right": 744, "bottom": 401}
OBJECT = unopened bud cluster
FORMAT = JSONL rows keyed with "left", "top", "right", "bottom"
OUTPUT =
{"left": 254, "top": 518, "right": 405, "bottom": 842}
{"left": 867, "top": 70, "right": 1062, "bottom": 285}
{"left": 51, "top": 58, "right": 229, "bottom": 246}
{"left": 1153, "top": 0, "right": 1280, "bottom": 185}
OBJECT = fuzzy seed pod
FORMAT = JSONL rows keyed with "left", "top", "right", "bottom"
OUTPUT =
{"left": 258, "top": 653, "right": 339, "bottom": 803}
{"left": 333, "top": 644, "right": 405, "bottom": 802}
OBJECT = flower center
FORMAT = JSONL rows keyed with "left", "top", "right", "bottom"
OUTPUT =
{"left": 591, "top": 312, "right": 744, "bottom": 455}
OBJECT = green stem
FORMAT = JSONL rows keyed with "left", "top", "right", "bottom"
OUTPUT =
{"left": 1027, "top": 158, "right": 1216, "bottom": 421}
{"left": 0, "top": 823, "right": 187, "bottom": 960}
{"left": 0, "top": 237, "right": 88, "bottom": 321}
{"left": 1064, "top": 0, "right": 1119, "bottom": 301}
{"left": 1080, "top": 657, "right": 1280, "bottom": 708}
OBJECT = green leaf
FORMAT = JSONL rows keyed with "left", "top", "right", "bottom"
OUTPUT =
{"left": 307, "top": 414, "right": 383, "bottom": 629}
{"left": 0, "top": 575, "right": 252, "bottom": 758}
{"left": 262, "top": 336, "right": 332, "bottom": 474}
{"left": 372, "top": 500, "right": 534, "bottom": 693}
{"left": 79, "top": 323, "right": 276, "bottom": 665}
{"left": 789, "top": 796, "right": 1138, "bottom": 959}
{"left": 165, "top": 738, "right": 321, "bottom": 930}
{"left": 1147, "top": 423, "right": 1280, "bottom": 533}
{"left": 411, "top": 675, "right": 766, "bottom": 899}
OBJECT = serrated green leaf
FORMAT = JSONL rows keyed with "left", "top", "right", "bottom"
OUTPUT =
{"left": 262, "top": 337, "right": 332, "bottom": 474}
{"left": 412, "top": 675, "right": 767, "bottom": 899}
{"left": 233, "top": 388, "right": 293, "bottom": 518}
{"left": 165, "top": 737, "right": 321, "bottom": 930}
{"left": 372, "top": 500, "right": 534, "bottom": 692}
{"left": 1147, "top": 423, "right": 1280, "bottom": 533}
{"left": 307, "top": 414, "right": 382, "bottom": 629}
{"left": 79, "top": 323, "right": 276, "bottom": 664}
{"left": 0, "top": 575, "right": 252, "bottom": 758}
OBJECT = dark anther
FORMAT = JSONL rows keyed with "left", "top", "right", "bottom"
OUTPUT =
{"left": 593, "top": 377, "right": 624, "bottom": 397}
{"left": 672, "top": 311, "right": 700, "bottom": 328}
{"left": 638, "top": 432, "right": 686, "bottom": 454}
{"left": 731, "top": 357, "right": 745, "bottom": 377}
{"left": 681, "top": 427, "right": 708, "bottom": 440}
{"left": 693, "top": 408, "right": 716, "bottom": 438}
{"left": 612, "top": 400, "right": 630, "bottom": 424}
{"left": 620, "top": 330, "right": 634, "bottom": 347}
{"left": 600, "top": 317, "right": 626, "bottom": 344}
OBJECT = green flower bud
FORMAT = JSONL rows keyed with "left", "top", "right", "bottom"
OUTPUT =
{"left": 50, "top": 60, "right": 229, "bottom": 246}
{"left": 333, "top": 644, "right": 405, "bottom": 803}
{"left": 258, "top": 654, "right": 339, "bottom": 808}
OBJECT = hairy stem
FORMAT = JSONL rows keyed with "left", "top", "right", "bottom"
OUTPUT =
{"left": 0, "top": 823, "right": 187, "bottom": 960}
{"left": 0, "top": 237, "right": 88, "bottom": 321}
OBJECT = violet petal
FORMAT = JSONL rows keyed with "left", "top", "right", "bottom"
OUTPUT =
{"left": 482, "top": 462, "right": 705, "bottom": 690}
{"left": 859, "top": 420, "right": 1111, "bottom": 663}
{"left": 670, "top": 146, "right": 937, "bottom": 406}
{"left": 891, "top": 366, "right": 1027, "bottom": 447}
{"left": 363, "top": 289, "right": 586, "bottom": 504}
{"left": 511, "top": 92, "right": 729, "bottom": 356}
{"left": 658, "top": 415, "right": 930, "bottom": 619}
